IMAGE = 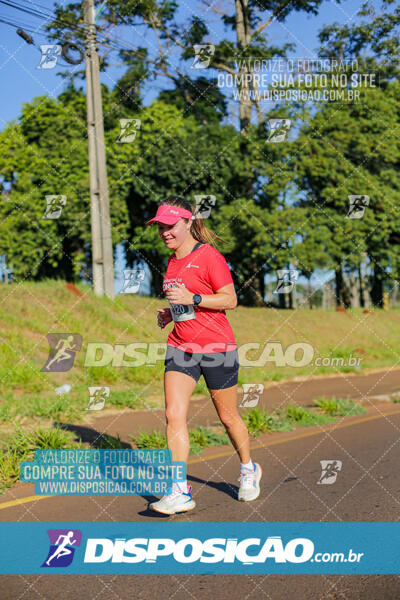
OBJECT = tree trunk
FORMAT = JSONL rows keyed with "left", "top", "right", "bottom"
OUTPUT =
{"left": 235, "top": 0, "right": 252, "bottom": 134}
{"left": 335, "top": 265, "right": 346, "bottom": 307}
{"left": 251, "top": 70, "right": 263, "bottom": 125}
{"left": 370, "top": 269, "right": 384, "bottom": 307}
{"left": 258, "top": 271, "right": 265, "bottom": 302}
{"left": 278, "top": 291, "right": 286, "bottom": 308}
{"left": 240, "top": 266, "right": 265, "bottom": 306}
{"left": 350, "top": 272, "right": 359, "bottom": 307}
{"left": 149, "top": 266, "right": 164, "bottom": 298}
{"left": 393, "top": 279, "right": 399, "bottom": 308}
{"left": 287, "top": 264, "right": 297, "bottom": 309}
{"left": 358, "top": 263, "right": 365, "bottom": 308}
{"left": 307, "top": 280, "right": 313, "bottom": 309}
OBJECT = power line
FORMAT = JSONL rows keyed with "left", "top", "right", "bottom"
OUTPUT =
{"left": 0, "top": 16, "right": 57, "bottom": 40}
{"left": 1, "top": 0, "right": 151, "bottom": 64}
{"left": 0, "top": 14, "right": 39, "bottom": 32}
{"left": 0, "top": 0, "right": 147, "bottom": 53}
{"left": 0, "top": 0, "right": 87, "bottom": 38}
{"left": 0, "top": 0, "right": 52, "bottom": 21}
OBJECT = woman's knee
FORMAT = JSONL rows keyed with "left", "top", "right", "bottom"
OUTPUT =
{"left": 165, "top": 403, "right": 187, "bottom": 426}
{"left": 218, "top": 407, "right": 241, "bottom": 429}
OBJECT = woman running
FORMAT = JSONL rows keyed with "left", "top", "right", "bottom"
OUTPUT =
{"left": 146, "top": 196, "right": 262, "bottom": 515}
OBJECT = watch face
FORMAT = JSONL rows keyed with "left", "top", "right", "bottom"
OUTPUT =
{"left": 193, "top": 294, "right": 201, "bottom": 305}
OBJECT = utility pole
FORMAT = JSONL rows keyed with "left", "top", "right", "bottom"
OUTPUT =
{"left": 83, "top": 0, "right": 114, "bottom": 299}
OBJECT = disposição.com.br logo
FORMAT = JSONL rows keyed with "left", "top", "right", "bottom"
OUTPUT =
{"left": 40, "top": 529, "right": 364, "bottom": 567}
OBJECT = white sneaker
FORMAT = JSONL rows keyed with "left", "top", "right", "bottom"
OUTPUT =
{"left": 149, "top": 485, "right": 196, "bottom": 515}
{"left": 238, "top": 462, "right": 262, "bottom": 501}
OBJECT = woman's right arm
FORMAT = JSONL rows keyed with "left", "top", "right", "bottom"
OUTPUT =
{"left": 157, "top": 307, "right": 172, "bottom": 329}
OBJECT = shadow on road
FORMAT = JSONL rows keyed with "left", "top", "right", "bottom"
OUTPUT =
{"left": 53, "top": 422, "right": 239, "bottom": 517}
{"left": 55, "top": 421, "right": 132, "bottom": 448}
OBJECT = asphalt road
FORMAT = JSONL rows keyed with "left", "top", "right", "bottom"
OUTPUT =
{"left": 54, "top": 366, "right": 400, "bottom": 443}
{"left": 1, "top": 398, "right": 400, "bottom": 599}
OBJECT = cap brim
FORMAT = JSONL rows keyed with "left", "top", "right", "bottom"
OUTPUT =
{"left": 146, "top": 216, "right": 181, "bottom": 226}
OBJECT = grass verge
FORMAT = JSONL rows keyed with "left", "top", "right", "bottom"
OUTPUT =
{"left": 313, "top": 396, "right": 367, "bottom": 416}
{"left": 131, "top": 426, "right": 230, "bottom": 456}
{"left": 242, "top": 396, "right": 366, "bottom": 437}
{"left": 0, "top": 396, "right": 368, "bottom": 494}
{"left": 0, "top": 424, "right": 83, "bottom": 494}
{"left": 2, "top": 281, "right": 400, "bottom": 422}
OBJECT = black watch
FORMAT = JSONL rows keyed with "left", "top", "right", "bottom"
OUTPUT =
{"left": 192, "top": 294, "right": 202, "bottom": 306}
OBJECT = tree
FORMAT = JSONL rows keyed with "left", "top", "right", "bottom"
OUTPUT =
{"left": 291, "top": 77, "right": 400, "bottom": 307}
{"left": 0, "top": 86, "right": 128, "bottom": 281}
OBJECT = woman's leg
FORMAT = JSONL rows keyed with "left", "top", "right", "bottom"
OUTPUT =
{"left": 149, "top": 369, "right": 198, "bottom": 513}
{"left": 164, "top": 370, "right": 198, "bottom": 463}
{"left": 209, "top": 384, "right": 251, "bottom": 464}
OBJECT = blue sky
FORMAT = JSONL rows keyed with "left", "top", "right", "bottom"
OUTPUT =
{"left": 0, "top": 0, "right": 369, "bottom": 126}
{"left": 0, "top": 0, "right": 373, "bottom": 293}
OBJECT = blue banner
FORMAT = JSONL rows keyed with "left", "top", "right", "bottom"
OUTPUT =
{"left": 0, "top": 522, "right": 398, "bottom": 574}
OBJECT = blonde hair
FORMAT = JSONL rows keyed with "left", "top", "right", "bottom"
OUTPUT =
{"left": 161, "top": 196, "right": 226, "bottom": 247}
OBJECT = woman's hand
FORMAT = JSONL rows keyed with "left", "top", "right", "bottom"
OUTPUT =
{"left": 165, "top": 283, "right": 193, "bottom": 305}
{"left": 157, "top": 307, "right": 172, "bottom": 329}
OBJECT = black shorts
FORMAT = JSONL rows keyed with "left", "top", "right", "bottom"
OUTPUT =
{"left": 164, "top": 346, "right": 239, "bottom": 390}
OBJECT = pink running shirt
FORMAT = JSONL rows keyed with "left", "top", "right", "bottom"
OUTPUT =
{"left": 162, "top": 243, "right": 237, "bottom": 353}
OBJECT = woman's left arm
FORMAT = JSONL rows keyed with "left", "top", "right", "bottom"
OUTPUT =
{"left": 165, "top": 283, "right": 237, "bottom": 311}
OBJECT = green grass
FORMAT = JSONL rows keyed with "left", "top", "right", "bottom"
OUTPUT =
{"left": 0, "top": 280, "right": 397, "bottom": 492}
{"left": 0, "top": 395, "right": 369, "bottom": 493}
{"left": 246, "top": 404, "right": 333, "bottom": 435}
{"left": 0, "top": 392, "right": 83, "bottom": 423}
{"left": 0, "top": 386, "right": 159, "bottom": 425}
{"left": 242, "top": 400, "right": 363, "bottom": 437}
{"left": 283, "top": 404, "right": 335, "bottom": 427}
{"left": 1, "top": 281, "right": 400, "bottom": 419}
{"left": 131, "top": 429, "right": 167, "bottom": 450}
{"left": 107, "top": 390, "right": 156, "bottom": 410}
{"left": 130, "top": 426, "right": 230, "bottom": 455}
{"left": 243, "top": 406, "right": 294, "bottom": 437}
{"left": 313, "top": 396, "right": 367, "bottom": 416}
{"left": 188, "top": 426, "right": 230, "bottom": 454}
{"left": 0, "top": 424, "right": 83, "bottom": 494}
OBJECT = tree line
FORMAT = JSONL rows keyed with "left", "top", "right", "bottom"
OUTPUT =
{"left": 0, "top": 0, "right": 398, "bottom": 307}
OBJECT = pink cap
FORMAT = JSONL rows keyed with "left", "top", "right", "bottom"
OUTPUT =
{"left": 146, "top": 204, "right": 193, "bottom": 226}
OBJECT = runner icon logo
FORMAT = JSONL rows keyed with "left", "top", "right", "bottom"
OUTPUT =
{"left": 116, "top": 119, "right": 141, "bottom": 143}
{"left": 41, "top": 333, "right": 82, "bottom": 372}
{"left": 37, "top": 45, "right": 62, "bottom": 69}
{"left": 346, "top": 195, "right": 369, "bottom": 219}
{"left": 267, "top": 119, "right": 292, "bottom": 143}
{"left": 42, "top": 529, "right": 82, "bottom": 568}
{"left": 42, "top": 195, "right": 67, "bottom": 219}
{"left": 239, "top": 383, "right": 264, "bottom": 408}
{"left": 119, "top": 269, "right": 145, "bottom": 294}
{"left": 317, "top": 460, "right": 342, "bottom": 484}
{"left": 193, "top": 195, "right": 216, "bottom": 219}
{"left": 191, "top": 44, "right": 215, "bottom": 68}
{"left": 274, "top": 269, "right": 299, "bottom": 294}
{"left": 86, "top": 386, "right": 110, "bottom": 411}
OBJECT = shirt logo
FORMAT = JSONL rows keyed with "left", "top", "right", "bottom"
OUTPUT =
{"left": 186, "top": 263, "right": 199, "bottom": 269}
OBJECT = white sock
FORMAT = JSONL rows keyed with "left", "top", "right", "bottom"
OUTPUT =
{"left": 240, "top": 459, "right": 254, "bottom": 472}
{"left": 174, "top": 480, "right": 188, "bottom": 493}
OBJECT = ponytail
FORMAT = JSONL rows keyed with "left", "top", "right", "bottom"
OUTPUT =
{"left": 161, "top": 196, "right": 226, "bottom": 247}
